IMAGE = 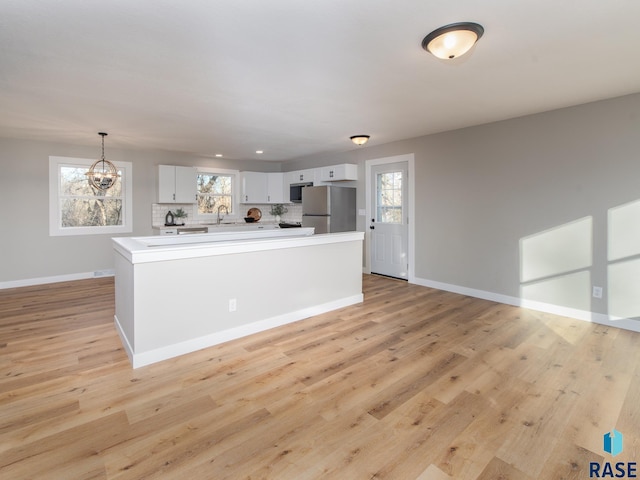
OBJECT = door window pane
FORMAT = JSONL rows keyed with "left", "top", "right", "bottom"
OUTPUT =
{"left": 376, "top": 171, "right": 403, "bottom": 224}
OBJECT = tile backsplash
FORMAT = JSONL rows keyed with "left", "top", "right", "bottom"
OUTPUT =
{"left": 152, "top": 203, "right": 302, "bottom": 226}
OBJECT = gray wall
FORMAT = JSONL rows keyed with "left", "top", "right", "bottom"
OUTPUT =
{"left": 2, "top": 93, "right": 639, "bottom": 320}
{"left": 0, "top": 138, "right": 281, "bottom": 283}
{"left": 284, "top": 93, "right": 640, "bottom": 318}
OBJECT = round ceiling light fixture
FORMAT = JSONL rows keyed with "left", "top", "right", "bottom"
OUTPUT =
{"left": 350, "top": 135, "right": 370, "bottom": 146}
{"left": 85, "top": 132, "right": 120, "bottom": 190}
{"left": 421, "top": 22, "right": 484, "bottom": 59}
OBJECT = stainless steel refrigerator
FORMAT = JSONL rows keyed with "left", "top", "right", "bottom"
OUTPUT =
{"left": 302, "top": 186, "right": 356, "bottom": 234}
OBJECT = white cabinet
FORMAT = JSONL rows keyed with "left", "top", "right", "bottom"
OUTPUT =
{"left": 320, "top": 164, "right": 358, "bottom": 182}
{"left": 240, "top": 172, "right": 284, "bottom": 204}
{"left": 158, "top": 165, "right": 197, "bottom": 203}
{"left": 240, "top": 172, "right": 268, "bottom": 203}
{"left": 266, "top": 172, "right": 284, "bottom": 203}
{"left": 156, "top": 227, "right": 178, "bottom": 236}
{"left": 284, "top": 171, "right": 299, "bottom": 189}
{"left": 287, "top": 169, "right": 317, "bottom": 184}
{"left": 284, "top": 169, "right": 318, "bottom": 202}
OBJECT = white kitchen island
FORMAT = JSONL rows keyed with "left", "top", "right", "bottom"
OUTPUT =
{"left": 112, "top": 228, "right": 364, "bottom": 368}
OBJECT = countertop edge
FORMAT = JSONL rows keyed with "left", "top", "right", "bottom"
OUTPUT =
{"left": 113, "top": 231, "right": 364, "bottom": 264}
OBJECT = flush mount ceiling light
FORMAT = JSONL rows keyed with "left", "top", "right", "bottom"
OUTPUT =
{"left": 350, "top": 135, "right": 370, "bottom": 146}
{"left": 86, "top": 132, "right": 120, "bottom": 190}
{"left": 421, "top": 22, "right": 484, "bottom": 59}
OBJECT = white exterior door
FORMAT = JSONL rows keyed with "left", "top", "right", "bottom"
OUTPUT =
{"left": 370, "top": 162, "right": 408, "bottom": 279}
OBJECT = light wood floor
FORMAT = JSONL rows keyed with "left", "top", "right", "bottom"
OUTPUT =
{"left": 1, "top": 275, "right": 639, "bottom": 479}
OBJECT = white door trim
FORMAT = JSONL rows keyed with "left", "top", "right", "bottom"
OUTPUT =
{"left": 365, "top": 153, "right": 415, "bottom": 282}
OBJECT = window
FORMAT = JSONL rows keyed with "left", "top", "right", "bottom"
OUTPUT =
{"left": 49, "top": 156, "right": 133, "bottom": 236}
{"left": 196, "top": 169, "right": 237, "bottom": 218}
{"left": 376, "top": 171, "right": 403, "bottom": 224}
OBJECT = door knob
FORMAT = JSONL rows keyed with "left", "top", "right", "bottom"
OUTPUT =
{"left": 370, "top": 225, "right": 375, "bottom": 230}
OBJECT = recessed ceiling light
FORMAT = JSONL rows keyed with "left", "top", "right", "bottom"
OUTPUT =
{"left": 215, "top": 154, "right": 223, "bottom": 157}
{"left": 256, "top": 150, "right": 264, "bottom": 154}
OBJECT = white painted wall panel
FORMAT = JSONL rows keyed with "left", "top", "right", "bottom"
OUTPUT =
{"left": 114, "top": 235, "right": 363, "bottom": 366}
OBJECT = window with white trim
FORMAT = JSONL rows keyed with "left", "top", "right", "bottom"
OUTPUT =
{"left": 49, "top": 156, "right": 133, "bottom": 236}
{"left": 196, "top": 168, "right": 238, "bottom": 219}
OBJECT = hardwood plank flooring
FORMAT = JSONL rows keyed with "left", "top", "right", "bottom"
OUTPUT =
{"left": 1, "top": 274, "right": 639, "bottom": 479}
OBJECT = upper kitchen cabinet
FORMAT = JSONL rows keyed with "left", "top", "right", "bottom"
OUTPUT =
{"left": 285, "top": 169, "right": 317, "bottom": 185}
{"left": 240, "top": 171, "right": 267, "bottom": 203}
{"left": 266, "top": 172, "right": 284, "bottom": 203}
{"left": 240, "top": 172, "right": 284, "bottom": 204}
{"left": 320, "top": 164, "right": 358, "bottom": 182}
{"left": 284, "top": 169, "right": 317, "bottom": 203}
{"left": 158, "top": 165, "right": 197, "bottom": 203}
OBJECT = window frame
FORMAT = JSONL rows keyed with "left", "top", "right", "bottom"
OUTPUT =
{"left": 49, "top": 156, "right": 133, "bottom": 236}
{"left": 195, "top": 167, "right": 240, "bottom": 221}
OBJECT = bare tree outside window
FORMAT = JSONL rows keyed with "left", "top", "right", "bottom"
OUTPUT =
{"left": 376, "top": 171, "right": 403, "bottom": 224}
{"left": 59, "top": 166, "right": 123, "bottom": 227}
{"left": 49, "top": 156, "right": 132, "bottom": 236}
{"left": 197, "top": 173, "right": 233, "bottom": 214}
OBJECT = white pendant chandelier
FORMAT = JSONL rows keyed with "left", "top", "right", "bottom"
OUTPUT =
{"left": 86, "top": 132, "right": 120, "bottom": 190}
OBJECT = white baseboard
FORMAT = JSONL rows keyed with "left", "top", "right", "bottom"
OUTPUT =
{"left": 118, "top": 293, "right": 364, "bottom": 369}
{"left": 0, "top": 270, "right": 115, "bottom": 290}
{"left": 411, "top": 276, "right": 640, "bottom": 333}
{"left": 114, "top": 315, "right": 135, "bottom": 364}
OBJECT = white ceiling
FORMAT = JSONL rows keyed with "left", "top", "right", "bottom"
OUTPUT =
{"left": 1, "top": 0, "right": 639, "bottom": 161}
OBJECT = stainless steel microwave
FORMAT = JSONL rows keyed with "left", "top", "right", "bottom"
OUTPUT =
{"left": 289, "top": 182, "right": 313, "bottom": 203}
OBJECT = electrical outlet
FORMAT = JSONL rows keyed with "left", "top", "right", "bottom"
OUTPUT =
{"left": 592, "top": 286, "right": 603, "bottom": 299}
{"left": 229, "top": 298, "right": 237, "bottom": 312}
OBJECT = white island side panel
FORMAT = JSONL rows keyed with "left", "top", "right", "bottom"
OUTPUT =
{"left": 115, "top": 233, "right": 364, "bottom": 367}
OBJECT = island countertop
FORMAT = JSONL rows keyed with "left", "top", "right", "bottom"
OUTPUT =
{"left": 113, "top": 228, "right": 363, "bottom": 264}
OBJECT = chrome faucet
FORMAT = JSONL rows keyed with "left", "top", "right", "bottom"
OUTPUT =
{"left": 216, "top": 205, "right": 229, "bottom": 224}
